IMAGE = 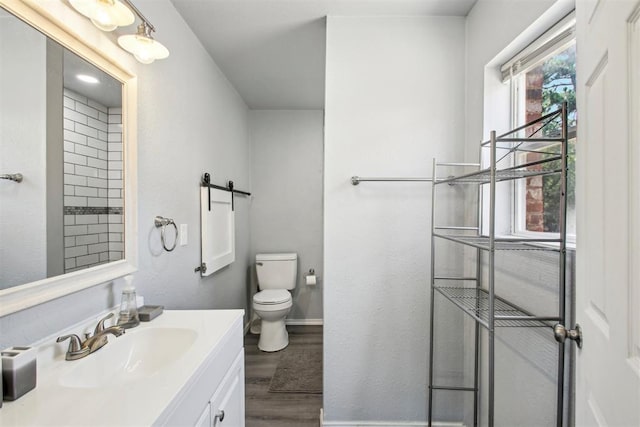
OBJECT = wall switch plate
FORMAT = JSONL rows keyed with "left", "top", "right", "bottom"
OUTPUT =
{"left": 180, "top": 224, "right": 188, "bottom": 246}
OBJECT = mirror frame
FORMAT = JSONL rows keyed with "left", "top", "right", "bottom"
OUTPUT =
{"left": 0, "top": 0, "right": 138, "bottom": 317}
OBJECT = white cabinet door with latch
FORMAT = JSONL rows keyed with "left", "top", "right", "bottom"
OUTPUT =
{"left": 210, "top": 350, "right": 245, "bottom": 427}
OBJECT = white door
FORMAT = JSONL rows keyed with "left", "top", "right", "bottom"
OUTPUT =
{"left": 575, "top": 0, "right": 640, "bottom": 425}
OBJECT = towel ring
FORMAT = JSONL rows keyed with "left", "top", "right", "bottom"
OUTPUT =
{"left": 154, "top": 216, "right": 178, "bottom": 252}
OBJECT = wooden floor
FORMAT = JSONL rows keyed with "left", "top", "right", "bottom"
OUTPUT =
{"left": 244, "top": 326, "right": 323, "bottom": 427}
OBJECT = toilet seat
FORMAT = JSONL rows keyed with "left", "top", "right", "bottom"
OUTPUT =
{"left": 253, "top": 289, "right": 291, "bottom": 305}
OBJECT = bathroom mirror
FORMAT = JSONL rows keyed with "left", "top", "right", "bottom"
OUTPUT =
{"left": 0, "top": 0, "right": 138, "bottom": 317}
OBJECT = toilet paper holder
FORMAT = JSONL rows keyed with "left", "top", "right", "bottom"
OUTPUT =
{"left": 305, "top": 269, "right": 317, "bottom": 285}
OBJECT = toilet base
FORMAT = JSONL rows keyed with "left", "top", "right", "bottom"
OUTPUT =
{"left": 258, "top": 318, "right": 289, "bottom": 352}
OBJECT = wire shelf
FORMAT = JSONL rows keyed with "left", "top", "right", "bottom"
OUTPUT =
{"left": 434, "top": 286, "right": 558, "bottom": 328}
{"left": 433, "top": 233, "right": 562, "bottom": 251}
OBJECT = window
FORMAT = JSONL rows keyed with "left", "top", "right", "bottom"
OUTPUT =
{"left": 502, "top": 15, "right": 576, "bottom": 238}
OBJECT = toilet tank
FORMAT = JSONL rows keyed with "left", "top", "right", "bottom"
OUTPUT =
{"left": 256, "top": 253, "right": 297, "bottom": 290}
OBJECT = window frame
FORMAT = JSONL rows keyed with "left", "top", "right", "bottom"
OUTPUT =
{"left": 504, "top": 20, "right": 577, "bottom": 245}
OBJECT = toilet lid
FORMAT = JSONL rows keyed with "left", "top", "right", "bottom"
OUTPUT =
{"left": 253, "top": 289, "right": 291, "bottom": 305}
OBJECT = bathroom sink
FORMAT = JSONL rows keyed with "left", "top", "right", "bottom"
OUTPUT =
{"left": 59, "top": 327, "right": 198, "bottom": 389}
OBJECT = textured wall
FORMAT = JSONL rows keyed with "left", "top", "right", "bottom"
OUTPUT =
{"left": 323, "top": 15, "right": 466, "bottom": 423}
{"left": 249, "top": 110, "right": 324, "bottom": 321}
{"left": 0, "top": 0, "right": 252, "bottom": 349}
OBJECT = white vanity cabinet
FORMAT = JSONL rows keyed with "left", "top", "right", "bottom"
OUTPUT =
{"left": 159, "top": 311, "right": 245, "bottom": 427}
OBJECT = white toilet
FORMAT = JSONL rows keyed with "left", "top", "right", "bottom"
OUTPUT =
{"left": 253, "top": 253, "right": 297, "bottom": 352}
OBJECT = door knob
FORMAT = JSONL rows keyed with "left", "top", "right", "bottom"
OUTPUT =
{"left": 553, "top": 323, "right": 582, "bottom": 348}
{"left": 214, "top": 409, "right": 225, "bottom": 424}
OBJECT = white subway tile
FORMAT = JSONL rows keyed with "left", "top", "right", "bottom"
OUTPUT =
{"left": 64, "top": 130, "right": 87, "bottom": 145}
{"left": 65, "top": 245, "right": 88, "bottom": 258}
{"left": 98, "top": 111, "right": 108, "bottom": 122}
{"left": 64, "top": 215, "right": 75, "bottom": 225}
{"left": 88, "top": 243, "right": 109, "bottom": 254}
{"left": 64, "top": 107, "right": 88, "bottom": 124}
{"left": 110, "top": 180, "right": 123, "bottom": 189}
{"left": 64, "top": 151, "right": 87, "bottom": 166}
{"left": 99, "top": 252, "right": 110, "bottom": 262}
{"left": 107, "top": 189, "right": 121, "bottom": 198}
{"left": 64, "top": 225, "right": 88, "bottom": 236}
{"left": 76, "top": 254, "right": 100, "bottom": 267}
{"left": 99, "top": 233, "right": 109, "bottom": 242}
{"left": 108, "top": 198, "right": 123, "bottom": 208}
{"left": 108, "top": 170, "right": 122, "bottom": 180}
{"left": 64, "top": 163, "right": 75, "bottom": 174}
{"left": 88, "top": 224, "right": 108, "bottom": 234}
{"left": 63, "top": 96, "right": 75, "bottom": 109}
{"left": 75, "top": 165, "right": 98, "bottom": 178}
{"left": 88, "top": 157, "right": 108, "bottom": 169}
{"left": 75, "top": 123, "right": 98, "bottom": 138}
{"left": 109, "top": 252, "right": 123, "bottom": 261}
{"left": 75, "top": 103, "right": 99, "bottom": 119}
{"left": 87, "top": 197, "right": 108, "bottom": 207}
{"left": 64, "top": 119, "right": 74, "bottom": 130}
{"left": 63, "top": 141, "right": 75, "bottom": 153}
{"left": 108, "top": 214, "right": 123, "bottom": 223}
{"left": 99, "top": 215, "right": 109, "bottom": 223}
{"left": 75, "top": 144, "right": 98, "bottom": 158}
{"left": 76, "top": 234, "right": 99, "bottom": 245}
{"left": 87, "top": 117, "right": 108, "bottom": 132}
{"left": 64, "top": 173, "right": 87, "bottom": 186}
{"left": 98, "top": 150, "right": 108, "bottom": 160}
{"left": 65, "top": 258, "right": 76, "bottom": 269}
{"left": 109, "top": 107, "right": 122, "bottom": 114}
{"left": 87, "top": 137, "right": 107, "bottom": 151}
{"left": 108, "top": 141, "right": 123, "bottom": 151}
{"left": 98, "top": 131, "right": 108, "bottom": 141}
{"left": 98, "top": 189, "right": 108, "bottom": 198}
{"left": 64, "top": 89, "right": 87, "bottom": 104}
{"left": 108, "top": 151, "right": 122, "bottom": 161}
{"left": 75, "top": 214, "right": 99, "bottom": 225}
{"left": 87, "top": 177, "right": 108, "bottom": 188}
{"left": 109, "top": 224, "right": 124, "bottom": 233}
{"left": 64, "top": 237, "right": 76, "bottom": 248}
{"left": 108, "top": 242, "right": 124, "bottom": 252}
{"left": 87, "top": 99, "right": 108, "bottom": 113}
{"left": 64, "top": 196, "right": 87, "bottom": 206}
{"left": 75, "top": 186, "right": 98, "bottom": 197}
{"left": 109, "top": 114, "right": 122, "bottom": 124}
{"left": 108, "top": 132, "right": 122, "bottom": 142}
{"left": 108, "top": 123, "right": 122, "bottom": 133}
{"left": 108, "top": 161, "right": 123, "bottom": 171}
{"left": 108, "top": 233, "right": 122, "bottom": 242}
{"left": 64, "top": 185, "right": 74, "bottom": 196}
{"left": 98, "top": 169, "right": 108, "bottom": 179}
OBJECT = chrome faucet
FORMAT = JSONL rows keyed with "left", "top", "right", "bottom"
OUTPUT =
{"left": 56, "top": 313, "right": 125, "bottom": 360}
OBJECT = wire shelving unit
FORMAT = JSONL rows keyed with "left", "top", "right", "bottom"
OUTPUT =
{"left": 427, "top": 104, "right": 569, "bottom": 427}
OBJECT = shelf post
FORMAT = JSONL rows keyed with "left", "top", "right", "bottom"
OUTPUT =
{"left": 488, "top": 130, "right": 496, "bottom": 427}
{"left": 428, "top": 158, "right": 437, "bottom": 427}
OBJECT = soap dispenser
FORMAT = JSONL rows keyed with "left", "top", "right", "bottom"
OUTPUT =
{"left": 117, "top": 275, "right": 140, "bottom": 329}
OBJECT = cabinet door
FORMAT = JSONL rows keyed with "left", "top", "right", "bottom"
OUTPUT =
{"left": 211, "top": 351, "right": 245, "bottom": 427}
{"left": 194, "top": 402, "right": 211, "bottom": 427}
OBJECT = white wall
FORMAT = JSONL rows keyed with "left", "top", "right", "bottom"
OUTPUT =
{"left": 0, "top": 0, "right": 252, "bottom": 349}
{"left": 249, "top": 110, "right": 323, "bottom": 321}
{"left": 0, "top": 14, "right": 47, "bottom": 289}
{"left": 324, "top": 15, "right": 466, "bottom": 424}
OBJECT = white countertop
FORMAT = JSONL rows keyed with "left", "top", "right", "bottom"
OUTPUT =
{"left": 0, "top": 309, "right": 244, "bottom": 426}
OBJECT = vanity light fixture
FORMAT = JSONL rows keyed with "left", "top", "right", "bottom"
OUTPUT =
{"left": 69, "top": 0, "right": 169, "bottom": 64}
{"left": 69, "top": 0, "right": 135, "bottom": 32}
{"left": 118, "top": 22, "right": 169, "bottom": 64}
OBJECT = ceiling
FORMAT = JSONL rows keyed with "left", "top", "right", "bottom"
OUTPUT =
{"left": 171, "top": 0, "right": 478, "bottom": 110}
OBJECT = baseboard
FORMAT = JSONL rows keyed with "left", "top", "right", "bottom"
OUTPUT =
{"left": 319, "top": 409, "right": 465, "bottom": 427}
{"left": 285, "top": 318, "right": 324, "bottom": 326}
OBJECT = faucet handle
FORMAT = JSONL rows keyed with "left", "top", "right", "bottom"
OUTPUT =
{"left": 94, "top": 312, "right": 115, "bottom": 334}
{"left": 56, "top": 334, "right": 90, "bottom": 360}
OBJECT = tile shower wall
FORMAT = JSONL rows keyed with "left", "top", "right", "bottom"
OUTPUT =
{"left": 62, "top": 89, "right": 123, "bottom": 273}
